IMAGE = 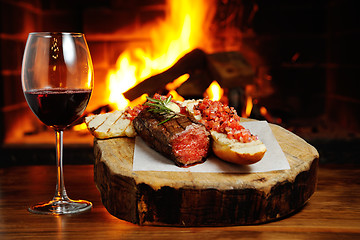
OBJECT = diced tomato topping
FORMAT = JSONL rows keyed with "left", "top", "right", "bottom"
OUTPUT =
{"left": 179, "top": 106, "right": 187, "bottom": 115}
{"left": 124, "top": 104, "right": 147, "bottom": 120}
{"left": 152, "top": 93, "right": 167, "bottom": 101}
{"left": 193, "top": 97, "right": 256, "bottom": 143}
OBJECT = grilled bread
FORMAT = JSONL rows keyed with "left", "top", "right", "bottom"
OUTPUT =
{"left": 85, "top": 110, "right": 136, "bottom": 139}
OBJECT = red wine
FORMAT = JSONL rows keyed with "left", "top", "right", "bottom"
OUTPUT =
{"left": 25, "top": 88, "right": 92, "bottom": 130}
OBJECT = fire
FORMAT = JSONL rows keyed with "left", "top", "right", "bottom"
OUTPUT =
{"left": 205, "top": 81, "right": 224, "bottom": 101}
{"left": 165, "top": 74, "right": 190, "bottom": 92}
{"left": 106, "top": 0, "right": 216, "bottom": 110}
{"left": 244, "top": 96, "right": 253, "bottom": 117}
{"left": 72, "top": 122, "right": 88, "bottom": 131}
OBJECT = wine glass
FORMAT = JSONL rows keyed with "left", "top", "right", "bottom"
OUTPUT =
{"left": 21, "top": 32, "right": 94, "bottom": 214}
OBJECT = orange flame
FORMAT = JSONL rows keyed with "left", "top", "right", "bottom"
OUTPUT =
{"left": 165, "top": 74, "right": 190, "bottom": 92}
{"left": 106, "top": 0, "right": 216, "bottom": 110}
{"left": 205, "top": 81, "right": 224, "bottom": 101}
{"left": 244, "top": 96, "right": 253, "bottom": 117}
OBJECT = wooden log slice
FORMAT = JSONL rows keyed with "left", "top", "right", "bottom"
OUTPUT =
{"left": 93, "top": 121, "right": 319, "bottom": 226}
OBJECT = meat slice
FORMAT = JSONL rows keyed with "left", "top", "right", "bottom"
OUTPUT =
{"left": 133, "top": 109, "right": 210, "bottom": 167}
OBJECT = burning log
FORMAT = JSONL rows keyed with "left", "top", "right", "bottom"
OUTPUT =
{"left": 123, "top": 49, "right": 210, "bottom": 101}
{"left": 207, "top": 51, "right": 254, "bottom": 88}
{"left": 123, "top": 49, "right": 255, "bottom": 101}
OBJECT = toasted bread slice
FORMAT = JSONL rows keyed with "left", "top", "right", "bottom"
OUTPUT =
{"left": 211, "top": 131, "right": 266, "bottom": 165}
{"left": 85, "top": 110, "right": 136, "bottom": 139}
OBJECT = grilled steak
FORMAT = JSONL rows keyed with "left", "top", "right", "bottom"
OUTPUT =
{"left": 133, "top": 109, "right": 210, "bottom": 167}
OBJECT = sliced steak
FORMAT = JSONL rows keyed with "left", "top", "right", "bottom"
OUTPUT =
{"left": 133, "top": 109, "right": 210, "bottom": 167}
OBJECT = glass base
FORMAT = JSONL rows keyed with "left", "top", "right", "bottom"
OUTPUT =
{"left": 28, "top": 199, "right": 92, "bottom": 215}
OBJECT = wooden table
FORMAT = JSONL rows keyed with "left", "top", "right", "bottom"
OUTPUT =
{"left": 0, "top": 164, "right": 359, "bottom": 239}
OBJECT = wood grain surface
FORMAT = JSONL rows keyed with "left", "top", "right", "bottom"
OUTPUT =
{"left": 94, "top": 122, "right": 320, "bottom": 226}
{"left": 0, "top": 164, "right": 359, "bottom": 239}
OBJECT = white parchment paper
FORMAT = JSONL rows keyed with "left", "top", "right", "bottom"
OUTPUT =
{"left": 132, "top": 121, "right": 290, "bottom": 173}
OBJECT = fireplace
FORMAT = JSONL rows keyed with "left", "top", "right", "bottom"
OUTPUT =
{"left": 1, "top": 0, "right": 359, "bottom": 165}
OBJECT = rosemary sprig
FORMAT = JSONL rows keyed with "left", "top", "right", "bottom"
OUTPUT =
{"left": 144, "top": 95, "right": 181, "bottom": 125}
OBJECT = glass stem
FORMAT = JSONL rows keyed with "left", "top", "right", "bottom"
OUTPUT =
{"left": 53, "top": 130, "right": 69, "bottom": 202}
